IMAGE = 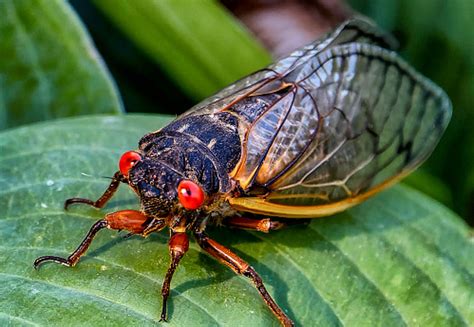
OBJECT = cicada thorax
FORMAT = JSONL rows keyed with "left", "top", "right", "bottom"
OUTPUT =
{"left": 129, "top": 112, "right": 243, "bottom": 217}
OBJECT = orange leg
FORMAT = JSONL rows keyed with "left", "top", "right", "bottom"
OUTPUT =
{"left": 34, "top": 210, "right": 164, "bottom": 269}
{"left": 64, "top": 171, "right": 124, "bottom": 209}
{"left": 160, "top": 232, "right": 189, "bottom": 321}
{"left": 194, "top": 232, "right": 294, "bottom": 327}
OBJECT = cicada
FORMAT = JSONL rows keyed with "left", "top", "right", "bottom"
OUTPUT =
{"left": 34, "top": 19, "right": 451, "bottom": 326}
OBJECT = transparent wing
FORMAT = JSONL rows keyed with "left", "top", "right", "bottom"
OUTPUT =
{"left": 180, "top": 19, "right": 397, "bottom": 119}
{"left": 231, "top": 42, "right": 451, "bottom": 211}
{"left": 270, "top": 18, "right": 398, "bottom": 75}
{"left": 166, "top": 19, "right": 450, "bottom": 215}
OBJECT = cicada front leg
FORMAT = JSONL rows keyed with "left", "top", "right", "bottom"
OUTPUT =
{"left": 34, "top": 219, "right": 108, "bottom": 268}
{"left": 194, "top": 232, "right": 294, "bottom": 327}
{"left": 64, "top": 171, "right": 125, "bottom": 209}
{"left": 33, "top": 210, "right": 163, "bottom": 269}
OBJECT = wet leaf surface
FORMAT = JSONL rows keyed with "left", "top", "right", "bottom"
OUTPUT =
{"left": 0, "top": 115, "right": 472, "bottom": 326}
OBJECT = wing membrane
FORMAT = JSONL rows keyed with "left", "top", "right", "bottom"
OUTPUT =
{"left": 228, "top": 31, "right": 451, "bottom": 216}
{"left": 168, "top": 19, "right": 450, "bottom": 217}
{"left": 180, "top": 19, "right": 397, "bottom": 120}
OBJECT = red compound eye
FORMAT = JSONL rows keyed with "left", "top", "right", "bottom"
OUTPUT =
{"left": 119, "top": 151, "right": 142, "bottom": 177}
{"left": 177, "top": 180, "right": 205, "bottom": 210}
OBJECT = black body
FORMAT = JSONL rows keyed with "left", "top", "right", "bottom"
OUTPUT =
{"left": 129, "top": 113, "right": 241, "bottom": 218}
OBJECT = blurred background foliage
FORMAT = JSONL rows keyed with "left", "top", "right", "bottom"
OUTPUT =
{"left": 1, "top": 0, "right": 473, "bottom": 224}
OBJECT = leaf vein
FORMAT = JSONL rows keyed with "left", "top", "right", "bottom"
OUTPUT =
{"left": 0, "top": 244, "right": 222, "bottom": 325}
{"left": 0, "top": 272, "right": 158, "bottom": 323}
{"left": 250, "top": 232, "right": 345, "bottom": 326}
{"left": 308, "top": 223, "right": 408, "bottom": 326}
{"left": 0, "top": 312, "right": 40, "bottom": 326}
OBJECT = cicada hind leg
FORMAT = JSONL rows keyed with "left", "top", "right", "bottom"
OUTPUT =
{"left": 34, "top": 210, "right": 165, "bottom": 269}
{"left": 194, "top": 232, "right": 294, "bottom": 327}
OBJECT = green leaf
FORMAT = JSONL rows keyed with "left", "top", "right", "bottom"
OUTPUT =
{"left": 92, "top": 0, "right": 271, "bottom": 100}
{"left": 402, "top": 170, "right": 453, "bottom": 208}
{"left": 0, "top": 0, "right": 123, "bottom": 130}
{"left": 1, "top": 115, "right": 473, "bottom": 326}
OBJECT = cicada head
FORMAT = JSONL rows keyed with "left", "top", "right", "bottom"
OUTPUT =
{"left": 118, "top": 150, "right": 207, "bottom": 219}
